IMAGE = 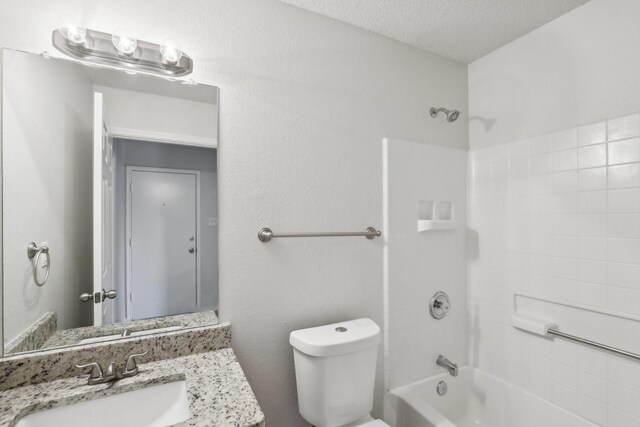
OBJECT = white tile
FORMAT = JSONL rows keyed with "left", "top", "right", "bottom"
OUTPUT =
{"left": 607, "top": 238, "right": 640, "bottom": 264}
{"left": 552, "top": 382, "right": 579, "bottom": 413}
{"left": 608, "top": 164, "right": 640, "bottom": 189}
{"left": 578, "top": 167, "right": 607, "bottom": 191}
{"left": 578, "top": 144, "right": 607, "bottom": 169}
{"left": 530, "top": 153, "right": 552, "bottom": 175}
{"left": 553, "top": 170, "right": 578, "bottom": 193}
{"left": 608, "top": 214, "right": 640, "bottom": 239}
{"left": 578, "top": 191, "right": 607, "bottom": 214}
{"left": 579, "top": 281, "right": 607, "bottom": 307}
{"left": 607, "top": 262, "right": 640, "bottom": 289}
{"left": 552, "top": 361, "right": 579, "bottom": 389}
{"left": 608, "top": 382, "right": 640, "bottom": 419}
{"left": 608, "top": 286, "right": 640, "bottom": 316}
{"left": 608, "top": 189, "right": 640, "bottom": 213}
{"left": 608, "top": 406, "right": 640, "bottom": 427}
{"left": 553, "top": 214, "right": 579, "bottom": 236}
{"left": 578, "top": 214, "right": 607, "bottom": 237}
{"left": 579, "top": 237, "right": 607, "bottom": 261}
{"left": 578, "top": 348, "right": 608, "bottom": 378}
{"left": 579, "top": 394, "right": 607, "bottom": 425}
{"left": 607, "top": 356, "right": 640, "bottom": 392}
{"left": 554, "top": 236, "right": 578, "bottom": 257}
{"left": 578, "top": 371, "right": 608, "bottom": 402}
{"left": 608, "top": 114, "right": 640, "bottom": 141}
{"left": 553, "top": 149, "right": 578, "bottom": 171}
{"left": 578, "top": 121, "right": 607, "bottom": 146}
{"left": 508, "top": 139, "right": 529, "bottom": 158}
{"left": 579, "top": 260, "right": 606, "bottom": 284}
{"left": 508, "top": 156, "right": 529, "bottom": 178}
{"left": 549, "top": 128, "right": 578, "bottom": 151}
{"left": 608, "top": 138, "right": 640, "bottom": 165}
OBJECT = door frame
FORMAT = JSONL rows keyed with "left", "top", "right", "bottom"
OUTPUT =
{"left": 125, "top": 166, "right": 202, "bottom": 321}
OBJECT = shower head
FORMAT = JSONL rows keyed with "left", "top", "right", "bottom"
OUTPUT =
{"left": 430, "top": 107, "right": 461, "bottom": 122}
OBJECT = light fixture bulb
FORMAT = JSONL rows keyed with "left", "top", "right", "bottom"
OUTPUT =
{"left": 160, "top": 41, "right": 183, "bottom": 64}
{"left": 57, "top": 17, "right": 87, "bottom": 44}
{"left": 112, "top": 32, "right": 138, "bottom": 56}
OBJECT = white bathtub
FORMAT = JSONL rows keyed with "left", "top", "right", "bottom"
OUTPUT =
{"left": 390, "top": 367, "right": 596, "bottom": 427}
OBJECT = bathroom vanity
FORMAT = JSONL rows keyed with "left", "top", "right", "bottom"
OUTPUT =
{"left": 0, "top": 324, "right": 265, "bottom": 426}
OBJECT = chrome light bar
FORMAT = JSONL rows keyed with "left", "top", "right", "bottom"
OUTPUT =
{"left": 52, "top": 28, "right": 193, "bottom": 77}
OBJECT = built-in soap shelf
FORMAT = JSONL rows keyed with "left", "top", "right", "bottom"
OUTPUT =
{"left": 417, "top": 200, "right": 457, "bottom": 232}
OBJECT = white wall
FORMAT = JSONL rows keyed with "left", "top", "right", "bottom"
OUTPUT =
{"left": 468, "top": 0, "right": 640, "bottom": 425}
{"left": 383, "top": 139, "right": 467, "bottom": 422}
{"left": 0, "top": 0, "right": 467, "bottom": 424}
{"left": 2, "top": 49, "right": 93, "bottom": 344}
{"left": 96, "top": 86, "right": 218, "bottom": 147}
{"left": 469, "top": 0, "right": 640, "bottom": 149}
{"left": 112, "top": 138, "right": 218, "bottom": 321}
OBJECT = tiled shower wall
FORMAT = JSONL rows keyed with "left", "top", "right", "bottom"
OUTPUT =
{"left": 383, "top": 138, "right": 467, "bottom": 391}
{"left": 468, "top": 113, "right": 640, "bottom": 426}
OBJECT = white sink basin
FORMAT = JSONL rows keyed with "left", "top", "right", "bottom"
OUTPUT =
{"left": 15, "top": 380, "right": 190, "bottom": 427}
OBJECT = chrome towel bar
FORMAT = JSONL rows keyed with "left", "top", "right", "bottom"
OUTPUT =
{"left": 258, "top": 227, "right": 381, "bottom": 242}
{"left": 547, "top": 328, "right": 640, "bottom": 362}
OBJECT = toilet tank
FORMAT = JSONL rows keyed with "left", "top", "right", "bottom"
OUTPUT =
{"left": 290, "top": 318, "right": 381, "bottom": 427}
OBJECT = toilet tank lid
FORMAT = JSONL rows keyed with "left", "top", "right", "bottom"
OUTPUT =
{"left": 290, "top": 318, "right": 381, "bottom": 357}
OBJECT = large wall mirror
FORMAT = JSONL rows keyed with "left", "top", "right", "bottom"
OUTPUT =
{"left": 1, "top": 48, "right": 220, "bottom": 356}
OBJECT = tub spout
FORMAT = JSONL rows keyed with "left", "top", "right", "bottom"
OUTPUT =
{"left": 436, "top": 354, "right": 458, "bottom": 377}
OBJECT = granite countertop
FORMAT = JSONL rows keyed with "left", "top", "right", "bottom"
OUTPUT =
{"left": 0, "top": 347, "right": 264, "bottom": 427}
{"left": 41, "top": 311, "right": 220, "bottom": 350}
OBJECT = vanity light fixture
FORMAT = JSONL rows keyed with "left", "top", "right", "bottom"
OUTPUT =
{"left": 160, "top": 40, "right": 183, "bottom": 64}
{"left": 57, "top": 17, "right": 87, "bottom": 45}
{"left": 112, "top": 31, "right": 138, "bottom": 56}
{"left": 52, "top": 22, "right": 193, "bottom": 76}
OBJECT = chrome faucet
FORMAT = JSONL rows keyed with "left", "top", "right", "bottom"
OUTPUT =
{"left": 75, "top": 351, "right": 148, "bottom": 385}
{"left": 435, "top": 354, "right": 458, "bottom": 377}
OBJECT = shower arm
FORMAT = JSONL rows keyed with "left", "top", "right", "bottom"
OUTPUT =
{"left": 430, "top": 107, "right": 449, "bottom": 117}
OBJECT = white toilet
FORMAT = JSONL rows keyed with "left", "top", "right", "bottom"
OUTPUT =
{"left": 290, "top": 318, "right": 390, "bottom": 427}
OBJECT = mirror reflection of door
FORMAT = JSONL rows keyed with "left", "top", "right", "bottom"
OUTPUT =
{"left": 127, "top": 167, "right": 199, "bottom": 320}
{"left": 91, "top": 88, "right": 218, "bottom": 327}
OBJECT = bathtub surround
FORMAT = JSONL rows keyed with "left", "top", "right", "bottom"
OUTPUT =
{"left": 383, "top": 139, "right": 468, "bottom": 393}
{"left": 468, "top": 114, "right": 640, "bottom": 426}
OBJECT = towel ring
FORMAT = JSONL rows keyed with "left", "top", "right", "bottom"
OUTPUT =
{"left": 27, "top": 242, "right": 50, "bottom": 287}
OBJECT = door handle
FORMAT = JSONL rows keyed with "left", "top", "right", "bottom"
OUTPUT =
{"left": 188, "top": 248, "right": 195, "bottom": 254}
{"left": 80, "top": 289, "right": 117, "bottom": 303}
{"left": 103, "top": 289, "right": 117, "bottom": 300}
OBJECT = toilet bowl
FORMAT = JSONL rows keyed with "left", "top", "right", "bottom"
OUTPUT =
{"left": 290, "top": 318, "right": 390, "bottom": 427}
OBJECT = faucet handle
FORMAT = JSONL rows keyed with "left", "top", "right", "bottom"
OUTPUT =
{"left": 103, "top": 361, "right": 118, "bottom": 381}
{"left": 124, "top": 351, "right": 148, "bottom": 376}
{"left": 75, "top": 362, "right": 104, "bottom": 382}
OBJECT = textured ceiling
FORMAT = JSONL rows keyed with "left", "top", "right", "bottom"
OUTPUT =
{"left": 277, "top": 0, "right": 591, "bottom": 63}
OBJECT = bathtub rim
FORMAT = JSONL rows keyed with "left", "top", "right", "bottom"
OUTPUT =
{"left": 388, "top": 365, "right": 599, "bottom": 427}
